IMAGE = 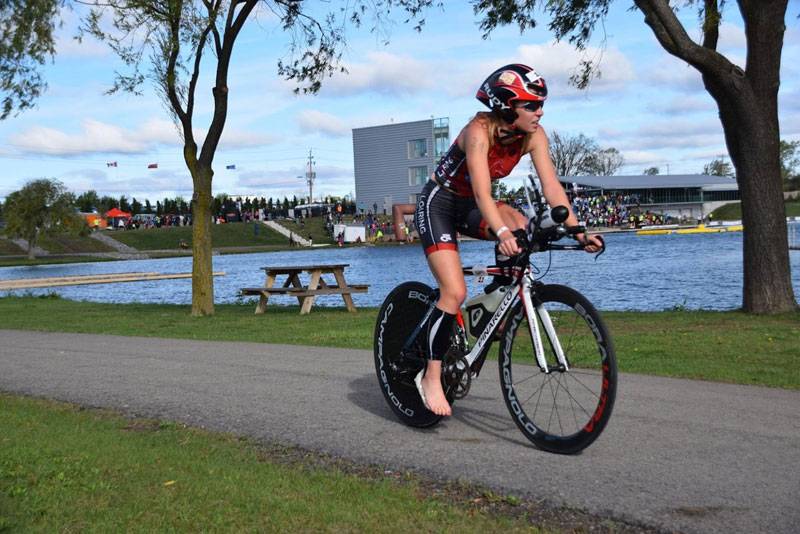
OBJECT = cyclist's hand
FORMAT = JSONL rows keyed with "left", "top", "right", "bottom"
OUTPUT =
{"left": 578, "top": 233, "right": 604, "bottom": 253}
{"left": 499, "top": 233, "right": 520, "bottom": 256}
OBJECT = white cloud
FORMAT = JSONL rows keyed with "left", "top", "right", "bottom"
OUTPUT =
{"left": 516, "top": 41, "right": 636, "bottom": 95}
{"left": 652, "top": 96, "right": 715, "bottom": 115}
{"left": 296, "top": 110, "right": 350, "bottom": 138}
{"left": 235, "top": 163, "right": 354, "bottom": 199}
{"left": 320, "top": 51, "right": 434, "bottom": 96}
{"left": 600, "top": 117, "right": 725, "bottom": 151}
{"left": 718, "top": 22, "right": 747, "bottom": 51}
{"left": 644, "top": 55, "right": 705, "bottom": 94}
{"left": 7, "top": 118, "right": 276, "bottom": 156}
{"left": 10, "top": 120, "right": 154, "bottom": 155}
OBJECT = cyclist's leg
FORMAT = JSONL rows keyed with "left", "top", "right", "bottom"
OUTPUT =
{"left": 422, "top": 249, "right": 465, "bottom": 416}
{"left": 462, "top": 201, "right": 527, "bottom": 286}
{"left": 415, "top": 181, "right": 465, "bottom": 417}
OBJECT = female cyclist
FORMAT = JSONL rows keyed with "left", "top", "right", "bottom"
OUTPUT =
{"left": 414, "top": 64, "right": 604, "bottom": 416}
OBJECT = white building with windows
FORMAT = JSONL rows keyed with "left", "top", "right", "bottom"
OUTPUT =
{"left": 352, "top": 117, "right": 450, "bottom": 214}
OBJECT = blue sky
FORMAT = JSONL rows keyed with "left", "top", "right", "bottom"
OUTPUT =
{"left": 0, "top": 1, "right": 798, "bottom": 205}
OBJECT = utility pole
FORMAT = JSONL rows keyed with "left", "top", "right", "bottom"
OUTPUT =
{"left": 304, "top": 149, "right": 315, "bottom": 204}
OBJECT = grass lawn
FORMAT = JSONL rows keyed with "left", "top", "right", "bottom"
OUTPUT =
{"left": 107, "top": 222, "right": 287, "bottom": 250}
{"left": 0, "top": 238, "right": 25, "bottom": 255}
{"left": 279, "top": 215, "right": 335, "bottom": 245}
{"left": 1, "top": 296, "right": 797, "bottom": 389}
{"left": 710, "top": 198, "right": 800, "bottom": 220}
{"left": 0, "top": 256, "right": 116, "bottom": 268}
{"left": 0, "top": 393, "right": 552, "bottom": 533}
{"left": 36, "top": 234, "right": 116, "bottom": 254}
{"left": 0, "top": 234, "right": 114, "bottom": 256}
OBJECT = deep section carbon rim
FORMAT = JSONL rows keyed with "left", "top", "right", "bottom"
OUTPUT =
{"left": 374, "top": 281, "right": 442, "bottom": 428}
{"left": 499, "top": 284, "right": 617, "bottom": 454}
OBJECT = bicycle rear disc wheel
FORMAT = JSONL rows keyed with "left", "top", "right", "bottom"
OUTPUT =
{"left": 499, "top": 284, "right": 617, "bottom": 454}
{"left": 374, "top": 281, "right": 442, "bottom": 428}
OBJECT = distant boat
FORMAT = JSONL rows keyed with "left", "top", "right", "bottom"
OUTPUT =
{"left": 637, "top": 223, "right": 743, "bottom": 236}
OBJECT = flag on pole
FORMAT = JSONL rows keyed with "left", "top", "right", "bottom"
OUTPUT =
{"left": 226, "top": 164, "right": 236, "bottom": 170}
{"left": 147, "top": 163, "right": 158, "bottom": 169}
{"left": 106, "top": 161, "right": 118, "bottom": 167}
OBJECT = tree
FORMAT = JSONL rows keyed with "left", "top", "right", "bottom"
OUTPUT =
{"left": 780, "top": 140, "right": 800, "bottom": 190}
{"left": 0, "top": 0, "right": 61, "bottom": 120}
{"left": 643, "top": 167, "right": 660, "bottom": 176}
{"left": 77, "top": 1, "right": 427, "bottom": 316}
{"left": 131, "top": 197, "right": 142, "bottom": 215}
{"left": 3, "top": 178, "right": 82, "bottom": 259}
{"left": 585, "top": 147, "right": 625, "bottom": 176}
{"left": 469, "top": 0, "right": 795, "bottom": 311}
{"left": 119, "top": 195, "right": 131, "bottom": 212}
{"left": 97, "top": 195, "right": 118, "bottom": 214}
{"left": 76, "top": 190, "right": 100, "bottom": 212}
{"left": 548, "top": 131, "right": 599, "bottom": 176}
{"left": 703, "top": 156, "right": 735, "bottom": 177}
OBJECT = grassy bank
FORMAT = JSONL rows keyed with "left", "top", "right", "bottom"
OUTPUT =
{"left": 710, "top": 198, "right": 800, "bottom": 220}
{"left": 0, "top": 256, "right": 116, "bottom": 268}
{"left": 0, "top": 393, "right": 554, "bottom": 532}
{"left": 107, "top": 222, "right": 288, "bottom": 250}
{"left": 0, "top": 296, "right": 797, "bottom": 389}
{"left": 0, "top": 238, "right": 25, "bottom": 255}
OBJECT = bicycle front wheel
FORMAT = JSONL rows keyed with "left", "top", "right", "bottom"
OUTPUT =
{"left": 498, "top": 284, "right": 617, "bottom": 454}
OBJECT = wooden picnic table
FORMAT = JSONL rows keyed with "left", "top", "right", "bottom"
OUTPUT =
{"left": 240, "top": 263, "right": 369, "bottom": 315}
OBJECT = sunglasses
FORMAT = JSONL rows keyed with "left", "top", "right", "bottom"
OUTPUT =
{"left": 518, "top": 101, "right": 544, "bottom": 112}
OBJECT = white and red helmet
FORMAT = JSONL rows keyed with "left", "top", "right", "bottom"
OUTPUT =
{"left": 476, "top": 64, "right": 548, "bottom": 123}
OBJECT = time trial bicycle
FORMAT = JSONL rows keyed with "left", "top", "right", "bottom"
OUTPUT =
{"left": 374, "top": 177, "right": 617, "bottom": 454}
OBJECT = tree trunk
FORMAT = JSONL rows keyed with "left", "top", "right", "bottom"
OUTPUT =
{"left": 191, "top": 165, "right": 214, "bottom": 316}
{"left": 702, "top": 0, "right": 796, "bottom": 313}
{"left": 716, "top": 100, "right": 796, "bottom": 312}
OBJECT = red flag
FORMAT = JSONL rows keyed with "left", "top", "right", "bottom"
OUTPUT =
{"left": 147, "top": 163, "right": 158, "bottom": 169}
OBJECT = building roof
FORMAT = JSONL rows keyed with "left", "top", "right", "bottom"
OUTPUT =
{"left": 563, "top": 174, "right": 738, "bottom": 190}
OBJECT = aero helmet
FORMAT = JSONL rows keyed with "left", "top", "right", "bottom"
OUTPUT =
{"left": 476, "top": 64, "right": 548, "bottom": 123}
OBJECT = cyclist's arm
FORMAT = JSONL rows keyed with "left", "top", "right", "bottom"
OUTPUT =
{"left": 463, "top": 122, "right": 519, "bottom": 254}
{"left": 529, "top": 127, "right": 602, "bottom": 250}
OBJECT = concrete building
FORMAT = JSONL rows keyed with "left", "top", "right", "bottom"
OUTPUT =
{"left": 561, "top": 174, "right": 740, "bottom": 220}
{"left": 352, "top": 117, "right": 450, "bottom": 214}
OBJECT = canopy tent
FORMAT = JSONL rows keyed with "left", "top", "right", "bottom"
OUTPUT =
{"left": 105, "top": 208, "right": 132, "bottom": 218}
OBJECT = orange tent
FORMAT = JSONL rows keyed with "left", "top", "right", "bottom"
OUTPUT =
{"left": 105, "top": 208, "right": 132, "bottom": 218}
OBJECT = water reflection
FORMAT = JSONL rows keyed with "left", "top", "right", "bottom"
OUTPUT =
{"left": 2, "top": 225, "right": 799, "bottom": 311}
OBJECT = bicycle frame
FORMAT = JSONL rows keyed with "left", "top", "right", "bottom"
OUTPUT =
{"left": 457, "top": 265, "right": 569, "bottom": 375}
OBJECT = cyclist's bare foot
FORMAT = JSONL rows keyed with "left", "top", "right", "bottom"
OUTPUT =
{"left": 420, "top": 361, "right": 452, "bottom": 416}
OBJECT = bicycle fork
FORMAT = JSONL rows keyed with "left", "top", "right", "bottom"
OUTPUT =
{"left": 520, "top": 276, "right": 569, "bottom": 373}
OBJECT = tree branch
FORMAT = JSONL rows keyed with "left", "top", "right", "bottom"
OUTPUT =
{"left": 199, "top": 0, "right": 257, "bottom": 166}
{"left": 634, "top": 0, "right": 732, "bottom": 77}
{"left": 702, "top": 0, "right": 720, "bottom": 50}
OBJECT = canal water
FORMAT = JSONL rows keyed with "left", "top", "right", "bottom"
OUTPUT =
{"left": 2, "top": 224, "right": 799, "bottom": 311}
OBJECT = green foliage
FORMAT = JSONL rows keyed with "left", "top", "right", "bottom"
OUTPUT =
{"left": 2, "top": 178, "right": 84, "bottom": 258}
{"left": 0, "top": 0, "right": 61, "bottom": 119}
{"left": 703, "top": 156, "right": 734, "bottom": 177}
{"left": 781, "top": 139, "right": 800, "bottom": 190}
{"left": 643, "top": 166, "right": 659, "bottom": 175}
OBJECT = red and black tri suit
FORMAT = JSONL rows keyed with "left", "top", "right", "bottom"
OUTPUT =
{"left": 415, "top": 134, "right": 526, "bottom": 256}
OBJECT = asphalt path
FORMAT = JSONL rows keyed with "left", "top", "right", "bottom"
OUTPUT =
{"left": 1, "top": 329, "right": 798, "bottom": 533}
